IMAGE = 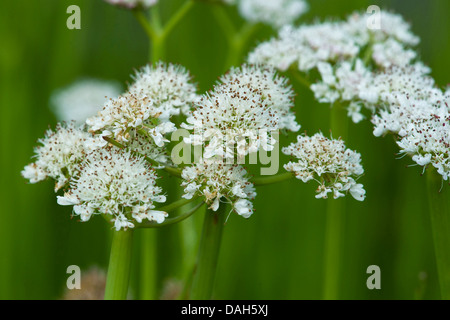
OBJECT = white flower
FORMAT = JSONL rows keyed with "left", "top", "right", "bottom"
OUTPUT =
{"left": 86, "top": 93, "right": 176, "bottom": 148}
{"left": 248, "top": 9, "right": 419, "bottom": 73}
{"left": 215, "top": 64, "right": 300, "bottom": 131}
{"left": 182, "top": 69, "right": 280, "bottom": 160}
{"left": 57, "top": 147, "right": 167, "bottom": 230}
{"left": 181, "top": 158, "right": 256, "bottom": 217}
{"left": 236, "top": 0, "right": 308, "bottom": 29}
{"left": 50, "top": 79, "right": 122, "bottom": 125}
{"left": 248, "top": 22, "right": 361, "bottom": 72}
{"left": 104, "top": 0, "right": 157, "bottom": 9}
{"left": 310, "top": 60, "right": 373, "bottom": 122}
{"left": 395, "top": 99, "right": 450, "bottom": 180}
{"left": 128, "top": 62, "right": 199, "bottom": 119}
{"left": 369, "top": 66, "right": 443, "bottom": 137}
{"left": 372, "top": 39, "right": 417, "bottom": 69}
{"left": 282, "top": 133, "right": 366, "bottom": 201}
{"left": 22, "top": 122, "right": 104, "bottom": 191}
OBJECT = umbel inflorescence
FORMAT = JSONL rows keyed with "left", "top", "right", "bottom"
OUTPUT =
{"left": 249, "top": 8, "right": 450, "bottom": 182}
{"left": 23, "top": 59, "right": 367, "bottom": 230}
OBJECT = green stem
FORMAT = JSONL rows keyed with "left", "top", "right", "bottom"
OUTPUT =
{"left": 290, "top": 69, "right": 312, "bottom": 88}
{"left": 211, "top": 5, "right": 259, "bottom": 70}
{"left": 190, "top": 203, "right": 228, "bottom": 299}
{"left": 211, "top": 5, "right": 236, "bottom": 44}
{"left": 160, "top": 0, "right": 195, "bottom": 41}
{"left": 133, "top": 9, "right": 158, "bottom": 40}
{"left": 323, "top": 102, "right": 348, "bottom": 300}
{"left": 151, "top": 35, "right": 165, "bottom": 62}
{"left": 322, "top": 197, "right": 345, "bottom": 300}
{"left": 104, "top": 230, "right": 134, "bottom": 300}
{"left": 139, "top": 231, "right": 157, "bottom": 300}
{"left": 252, "top": 172, "right": 293, "bottom": 186}
{"left": 426, "top": 167, "right": 450, "bottom": 300}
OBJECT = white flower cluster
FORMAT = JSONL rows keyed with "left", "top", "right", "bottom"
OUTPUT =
{"left": 216, "top": 64, "right": 300, "bottom": 132}
{"left": 50, "top": 79, "right": 122, "bottom": 125}
{"left": 86, "top": 93, "right": 176, "bottom": 148}
{"left": 57, "top": 147, "right": 167, "bottom": 230}
{"left": 368, "top": 66, "right": 440, "bottom": 136}
{"left": 249, "top": 10, "right": 419, "bottom": 72}
{"left": 104, "top": 0, "right": 157, "bottom": 9}
{"left": 367, "top": 67, "right": 450, "bottom": 180}
{"left": 180, "top": 65, "right": 303, "bottom": 216}
{"left": 396, "top": 102, "right": 450, "bottom": 180}
{"left": 21, "top": 123, "right": 105, "bottom": 191}
{"left": 181, "top": 158, "right": 256, "bottom": 217}
{"left": 128, "top": 62, "right": 199, "bottom": 120}
{"left": 183, "top": 66, "right": 284, "bottom": 160}
{"left": 248, "top": 10, "right": 421, "bottom": 123}
{"left": 225, "top": 0, "right": 309, "bottom": 29}
{"left": 23, "top": 61, "right": 202, "bottom": 229}
{"left": 282, "top": 133, "right": 366, "bottom": 201}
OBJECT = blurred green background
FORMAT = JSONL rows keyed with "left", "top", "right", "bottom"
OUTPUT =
{"left": 1, "top": 0, "right": 449, "bottom": 299}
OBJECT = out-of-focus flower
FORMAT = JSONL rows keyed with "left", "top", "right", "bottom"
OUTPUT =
{"left": 62, "top": 267, "right": 106, "bottom": 300}
{"left": 248, "top": 10, "right": 422, "bottom": 123}
{"left": 50, "top": 79, "right": 122, "bottom": 125}
{"left": 104, "top": 0, "right": 158, "bottom": 9}
{"left": 234, "top": 0, "right": 309, "bottom": 29}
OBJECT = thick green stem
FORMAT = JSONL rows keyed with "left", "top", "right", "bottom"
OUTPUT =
{"left": 426, "top": 167, "right": 450, "bottom": 300}
{"left": 104, "top": 230, "right": 134, "bottom": 300}
{"left": 323, "top": 102, "right": 348, "bottom": 300}
{"left": 140, "top": 231, "right": 157, "bottom": 300}
{"left": 323, "top": 197, "right": 345, "bottom": 300}
{"left": 190, "top": 203, "right": 228, "bottom": 299}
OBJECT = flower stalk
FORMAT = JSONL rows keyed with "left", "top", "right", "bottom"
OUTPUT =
{"left": 190, "top": 203, "right": 228, "bottom": 299}
{"left": 323, "top": 102, "right": 348, "bottom": 300}
{"left": 104, "top": 229, "right": 134, "bottom": 300}
{"left": 426, "top": 167, "right": 450, "bottom": 300}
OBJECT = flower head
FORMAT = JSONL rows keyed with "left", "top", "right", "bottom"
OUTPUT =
{"left": 128, "top": 62, "right": 199, "bottom": 120}
{"left": 183, "top": 91, "right": 279, "bottom": 160}
{"left": 282, "top": 133, "right": 366, "bottom": 201}
{"left": 22, "top": 122, "right": 105, "bottom": 191}
{"left": 181, "top": 158, "right": 256, "bottom": 217}
{"left": 248, "top": 10, "right": 420, "bottom": 72}
{"left": 216, "top": 64, "right": 300, "bottom": 131}
{"left": 86, "top": 93, "right": 176, "bottom": 147}
{"left": 57, "top": 147, "right": 167, "bottom": 230}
